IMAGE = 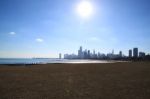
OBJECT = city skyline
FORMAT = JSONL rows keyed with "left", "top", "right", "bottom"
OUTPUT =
{"left": 64, "top": 46, "right": 148, "bottom": 59}
{"left": 0, "top": 0, "right": 150, "bottom": 58}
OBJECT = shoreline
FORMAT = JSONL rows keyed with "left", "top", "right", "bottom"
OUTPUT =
{"left": 0, "top": 59, "right": 131, "bottom": 65}
{"left": 0, "top": 61, "right": 130, "bottom": 66}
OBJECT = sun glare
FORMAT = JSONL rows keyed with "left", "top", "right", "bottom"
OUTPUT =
{"left": 77, "top": 1, "right": 93, "bottom": 18}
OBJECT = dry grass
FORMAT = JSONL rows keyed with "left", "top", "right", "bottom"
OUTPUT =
{"left": 0, "top": 62, "right": 150, "bottom": 99}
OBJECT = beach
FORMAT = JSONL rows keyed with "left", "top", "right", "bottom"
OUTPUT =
{"left": 0, "top": 62, "right": 150, "bottom": 99}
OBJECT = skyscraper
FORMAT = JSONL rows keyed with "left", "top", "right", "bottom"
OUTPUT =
{"left": 83, "top": 49, "right": 88, "bottom": 59}
{"left": 112, "top": 49, "right": 114, "bottom": 55}
{"left": 93, "top": 50, "right": 95, "bottom": 55}
{"left": 78, "top": 46, "right": 83, "bottom": 59}
{"left": 87, "top": 50, "right": 90, "bottom": 58}
{"left": 59, "top": 53, "right": 62, "bottom": 59}
{"left": 93, "top": 50, "right": 97, "bottom": 58}
{"left": 139, "top": 52, "right": 145, "bottom": 58}
{"left": 119, "top": 51, "right": 122, "bottom": 57}
{"left": 129, "top": 49, "right": 132, "bottom": 58}
{"left": 133, "top": 48, "right": 138, "bottom": 58}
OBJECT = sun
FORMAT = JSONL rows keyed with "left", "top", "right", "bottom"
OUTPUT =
{"left": 77, "top": 1, "right": 93, "bottom": 18}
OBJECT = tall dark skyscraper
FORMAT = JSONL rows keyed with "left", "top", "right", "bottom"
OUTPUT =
{"left": 78, "top": 46, "right": 83, "bottom": 59}
{"left": 87, "top": 50, "right": 90, "bottom": 58}
{"left": 133, "top": 48, "right": 138, "bottom": 58}
{"left": 83, "top": 49, "right": 88, "bottom": 59}
{"left": 129, "top": 49, "right": 132, "bottom": 58}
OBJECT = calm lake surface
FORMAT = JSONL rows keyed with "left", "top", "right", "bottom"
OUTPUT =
{"left": 0, "top": 58, "right": 113, "bottom": 64}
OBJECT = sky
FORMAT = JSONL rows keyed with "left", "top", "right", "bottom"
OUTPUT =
{"left": 0, "top": 0, "right": 150, "bottom": 58}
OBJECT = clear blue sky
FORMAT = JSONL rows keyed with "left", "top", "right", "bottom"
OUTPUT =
{"left": 0, "top": 0, "right": 150, "bottom": 58}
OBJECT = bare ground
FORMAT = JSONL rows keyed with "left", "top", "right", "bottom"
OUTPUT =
{"left": 0, "top": 62, "right": 150, "bottom": 99}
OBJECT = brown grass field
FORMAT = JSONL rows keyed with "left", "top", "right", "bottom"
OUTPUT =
{"left": 0, "top": 62, "right": 150, "bottom": 99}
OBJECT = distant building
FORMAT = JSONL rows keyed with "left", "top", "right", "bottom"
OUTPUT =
{"left": 64, "top": 54, "right": 68, "bottom": 59}
{"left": 119, "top": 51, "right": 122, "bottom": 57}
{"left": 59, "top": 53, "right": 62, "bottom": 59}
{"left": 87, "top": 50, "right": 90, "bottom": 58}
{"left": 107, "top": 53, "right": 114, "bottom": 59}
{"left": 92, "top": 50, "right": 97, "bottom": 59}
{"left": 93, "top": 50, "right": 95, "bottom": 55}
{"left": 64, "top": 54, "right": 78, "bottom": 59}
{"left": 139, "top": 52, "right": 145, "bottom": 58}
{"left": 63, "top": 46, "right": 147, "bottom": 60}
{"left": 83, "top": 49, "right": 88, "bottom": 59}
{"left": 78, "top": 46, "right": 83, "bottom": 59}
{"left": 133, "top": 48, "right": 138, "bottom": 58}
{"left": 129, "top": 49, "right": 132, "bottom": 58}
{"left": 97, "top": 52, "right": 100, "bottom": 59}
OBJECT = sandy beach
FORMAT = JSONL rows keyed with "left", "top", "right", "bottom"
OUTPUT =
{"left": 0, "top": 62, "right": 150, "bottom": 99}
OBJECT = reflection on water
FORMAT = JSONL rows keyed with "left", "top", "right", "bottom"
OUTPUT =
{"left": 0, "top": 58, "right": 114, "bottom": 64}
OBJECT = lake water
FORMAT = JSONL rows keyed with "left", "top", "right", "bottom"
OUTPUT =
{"left": 0, "top": 58, "right": 113, "bottom": 64}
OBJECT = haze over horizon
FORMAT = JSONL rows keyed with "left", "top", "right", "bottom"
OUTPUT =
{"left": 0, "top": 0, "right": 150, "bottom": 58}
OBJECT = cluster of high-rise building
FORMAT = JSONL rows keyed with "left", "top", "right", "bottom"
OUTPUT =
{"left": 64, "top": 46, "right": 121, "bottom": 59}
{"left": 128, "top": 48, "right": 146, "bottom": 58}
{"left": 63, "top": 46, "right": 149, "bottom": 60}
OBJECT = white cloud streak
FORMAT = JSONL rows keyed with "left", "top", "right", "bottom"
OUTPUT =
{"left": 9, "top": 32, "right": 16, "bottom": 35}
{"left": 36, "top": 38, "right": 44, "bottom": 42}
